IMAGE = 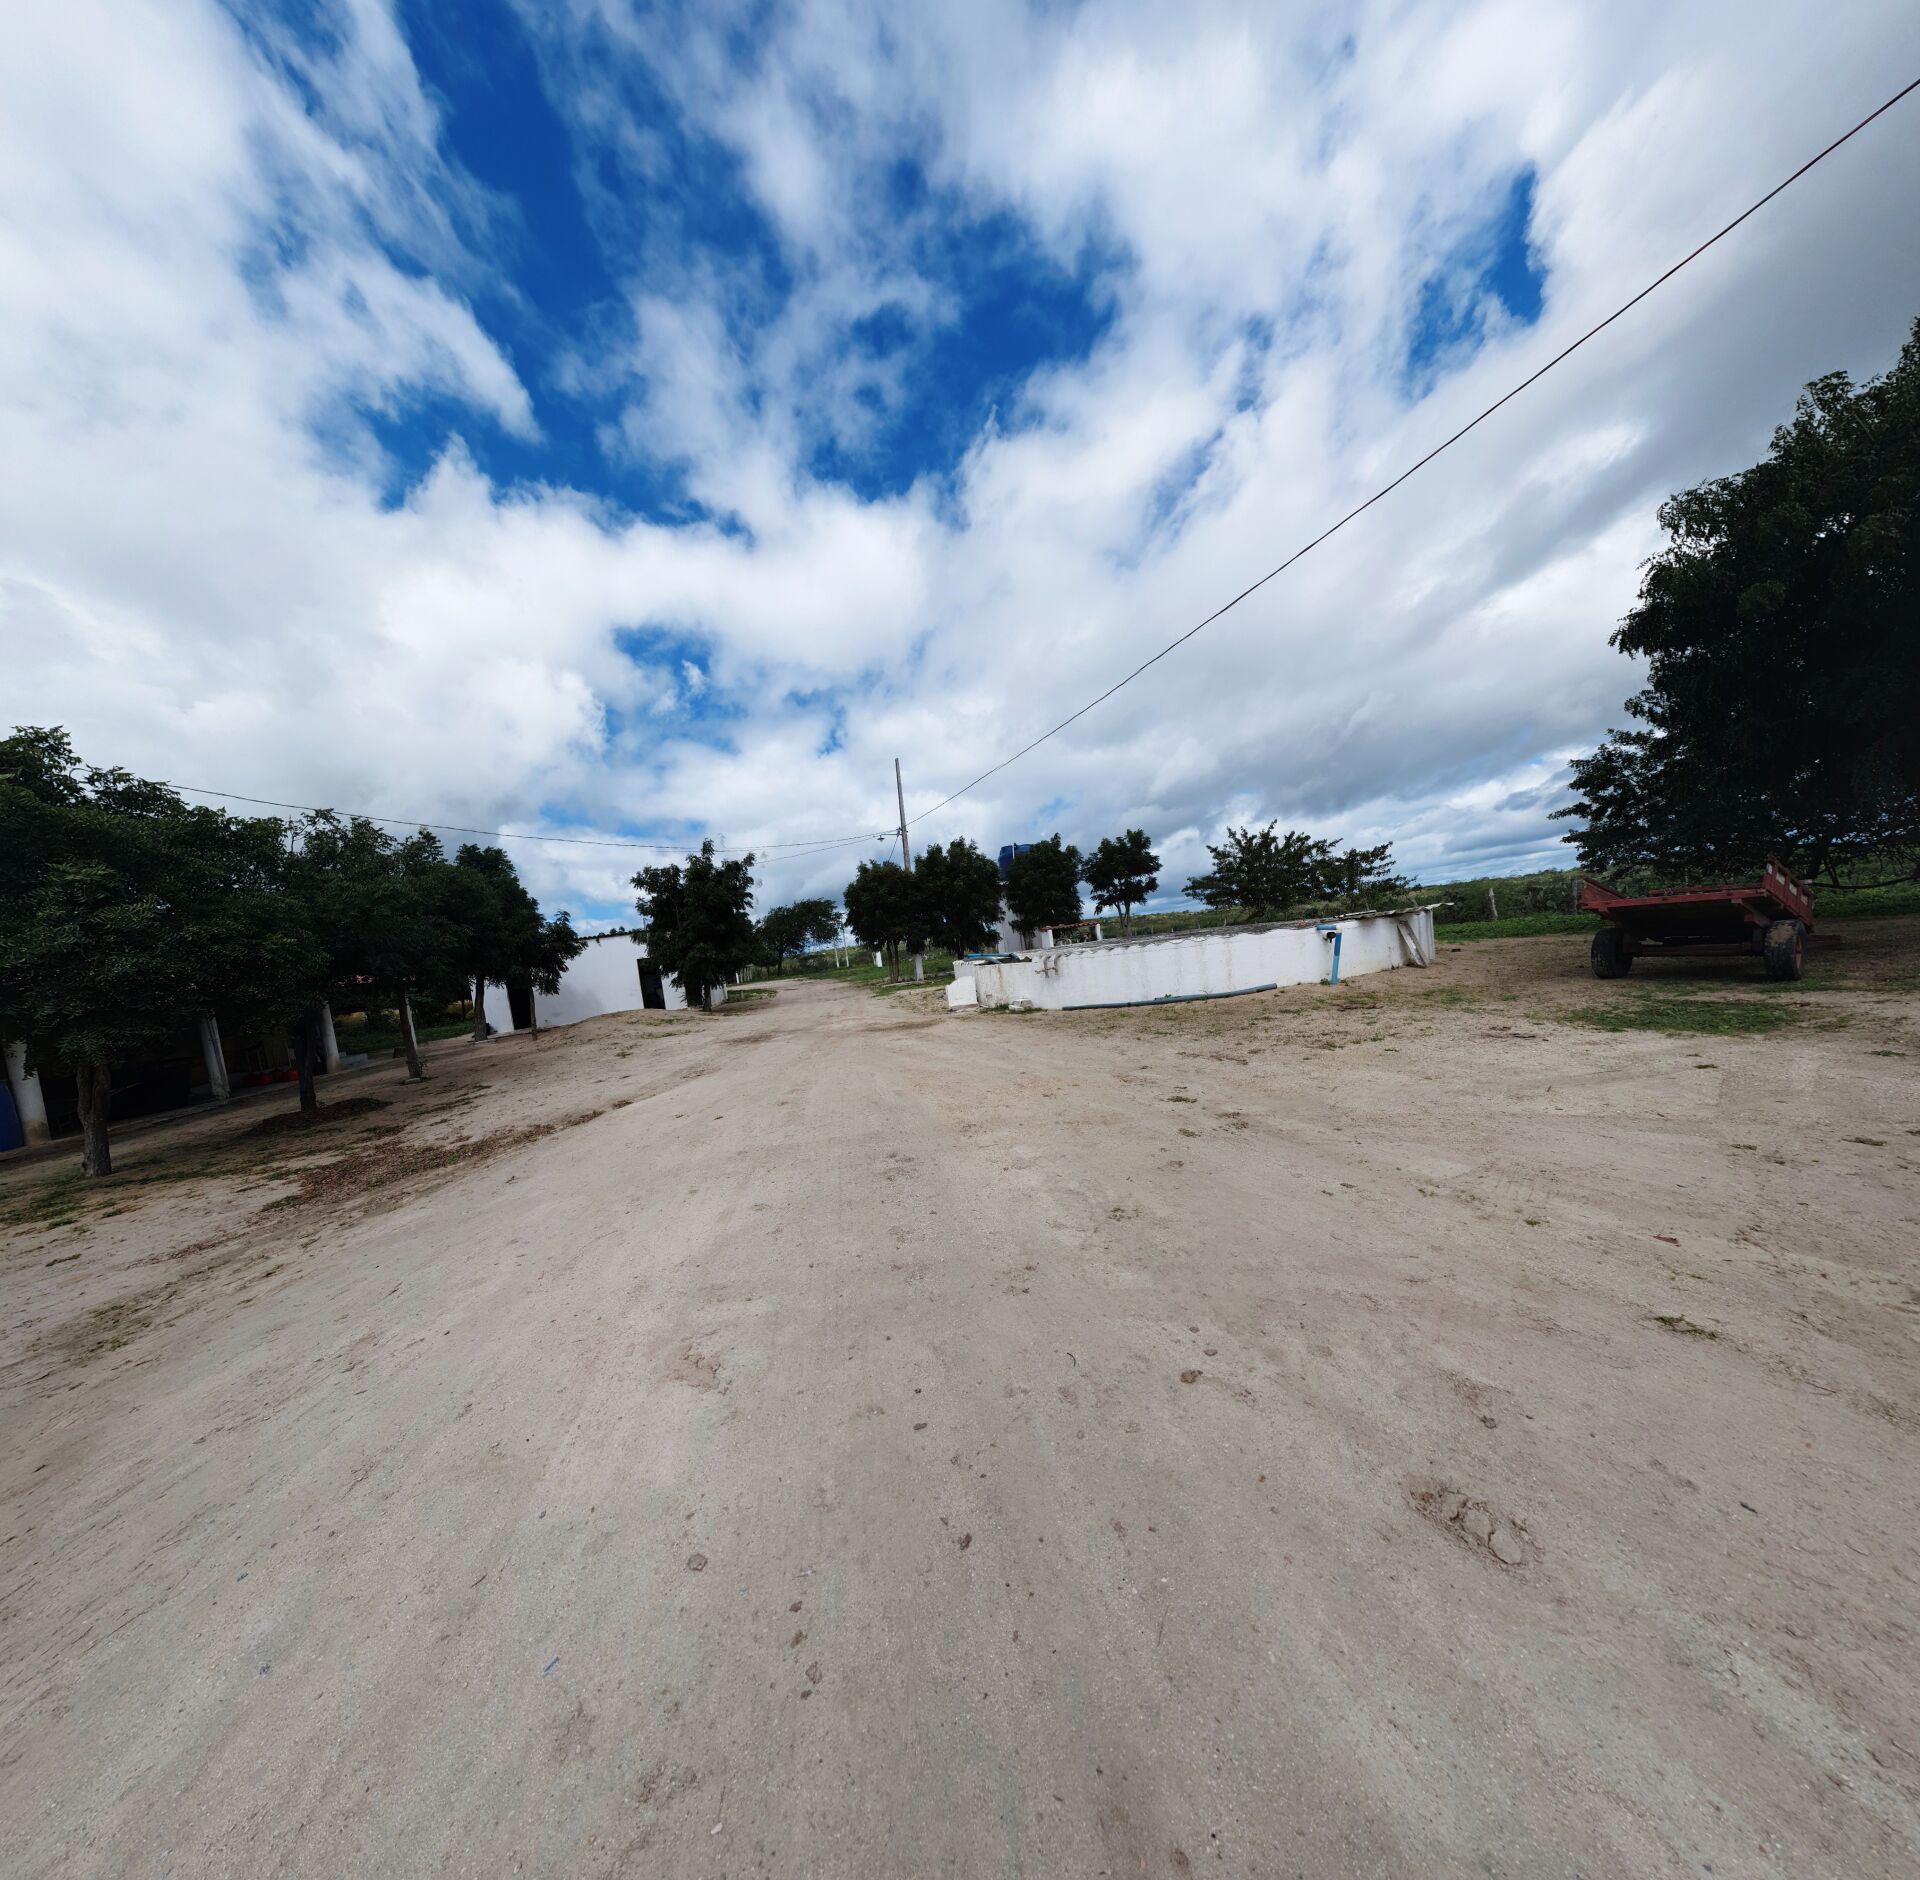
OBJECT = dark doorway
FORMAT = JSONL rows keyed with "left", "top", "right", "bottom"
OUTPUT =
{"left": 506, "top": 980, "right": 534, "bottom": 1030}
{"left": 637, "top": 960, "right": 666, "bottom": 1010}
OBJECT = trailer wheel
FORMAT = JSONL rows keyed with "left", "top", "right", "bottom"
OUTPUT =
{"left": 1762, "top": 918, "right": 1805, "bottom": 981}
{"left": 1590, "top": 927, "right": 1633, "bottom": 979}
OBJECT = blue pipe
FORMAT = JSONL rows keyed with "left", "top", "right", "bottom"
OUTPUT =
{"left": 1062, "top": 983, "right": 1277, "bottom": 1012}
{"left": 1316, "top": 924, "right": 1342, "bottom": 984}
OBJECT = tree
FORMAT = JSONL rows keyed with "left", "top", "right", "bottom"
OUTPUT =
{"left": 291, "top": 816, "right": 464, "bottom": 1088}
{"left": 1323, "top": 841, "right": 1409, "bottom": 910}
{"left": 441, "top": 845, "right": 580, "bottom": 1041}
{"left": 1004, "top": 836, "right": 1082, "bottom": 938}
{"left": 1082, "top": 829, "right": 1161, "bottom": 934}
{"left": 0, "top": 728, "right": 322, "bottom": 1173}
{"left": 1185, "top": 824, "right": 1333, "bottom": 920}
{"left": 1558, "top": 321, "right": 1920, "bottom": 886}
{"left": 1182, "top": 824, "right": 1404, "bottom": 919}
{"left": 913, "top": 839, "right": 1004, "bottom": 956}
{"left": 756, "top": 897, "right": 840, "bottom": 968}
{"left": 520, "top": 906, "right": 585, "bottom": 1034}
{"left": 634, "top": 840, "right": 756, "bottom": 1010}
{"left": 842, "top": 858, "right": 920, "bottom": 978}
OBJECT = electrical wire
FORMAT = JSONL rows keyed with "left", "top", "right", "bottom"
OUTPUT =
{"left": 154, "top": 77, "right": 1918, "bottom": 863}
{"left": 903, "top": 74, "right": 1920, "bottom": 829}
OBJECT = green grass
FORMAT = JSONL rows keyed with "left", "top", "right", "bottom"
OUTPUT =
{"left": 1554, "top": 988, "right": 1818, "bottom": 1037}
{"left": 337, "top": 1019, "right": 472, "bottom": 1056}
{"left": 789, "top": 950, "right": 958, "bottom": 994}
{"left": 0, "top": 1153, "right": 228, "bottom": 1229}
{"left": 1809, "top": 880, "right": 1920, "bottom": 919}
{"left": 1434, "top": 913, "right": 1603, "bottom": 944}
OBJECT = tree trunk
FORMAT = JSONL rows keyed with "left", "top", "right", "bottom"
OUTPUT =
{"left": 294, "top": 1010, "right": 320, "bottom": 1114}
{"left": 399, "top": 989, "right": 426, "bottom": 1082}
{"left": 76, "top": 1059, "right": 113, "bottom": 1177}
{"left": 471, "top": 973, "right": 489, "bottom": 1042}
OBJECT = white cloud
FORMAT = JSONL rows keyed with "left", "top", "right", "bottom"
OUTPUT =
{"left": 5, "top": 0, "right": 1919, "bottom": 930}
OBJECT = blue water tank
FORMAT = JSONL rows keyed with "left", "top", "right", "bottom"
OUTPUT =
{"left": 997, "top": 842, "right": 1034, "bottom": 881}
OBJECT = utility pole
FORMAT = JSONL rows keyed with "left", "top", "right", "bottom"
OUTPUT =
{"left": 894, "top": 758, "right": 912, "bottom": 871}
{"left": 894, "top": 758, "right": 923, "bottom": 980}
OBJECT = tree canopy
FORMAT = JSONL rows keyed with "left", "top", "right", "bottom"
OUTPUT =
{"left": 756, "top": 897, "right": 840, "bottom": 967}
{"left": 290, "top": 816, "right": 464, "bottom": 1081}
{"left": 1185, "top": 824, "right": 1403, "bottom": 920}
{"left": 0, "top": 727, "right": 323, "bottom": 1171}
{"left": 1559, "top": 320, "right": 1920, "bottom": 886}
{"left": 913, "top": 838, "right": 1004, "bottom": 957}
{"left": 635, "top": 840, "right": 755, "bottom": 1010}
{"left": 3, "top": 726, "right": 588, "bottom": 1170}
{"left": 1082, "top": 829, "right": 1161, "bottom": 933}
{"left": 842, "top": 857, "right": 921, "bottom": 976}
{"left": 445, "top": 843, "right": 583, "bottom": 1038}
{"left": 1004, "top": 836, "right": 1082, "bottom": 937}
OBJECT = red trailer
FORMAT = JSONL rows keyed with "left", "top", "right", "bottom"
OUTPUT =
{"left": 1578, "top": 858, "right": 1815, "bottom": 981}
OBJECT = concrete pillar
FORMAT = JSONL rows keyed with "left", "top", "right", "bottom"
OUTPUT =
{"left": 913, "top": 954, "right": 925, "bottom": 981}
{"left": 198, "top": 1014, "right": 231, "bottom": 1102}
{"left": 4, "top": 1039, "right": 52, "bottom": 1147}
{"left": 318, "top": 1001, "right": 341, "bottom": 1075}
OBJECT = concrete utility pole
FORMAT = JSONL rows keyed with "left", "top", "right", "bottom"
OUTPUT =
{"left": 894, "top": 758, "right": 924, "bottom": 980}
{"left": 894, "top": 758, "right": 912, "bottom": 872}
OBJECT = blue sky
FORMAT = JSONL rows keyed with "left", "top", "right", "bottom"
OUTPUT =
{"left": 5, "top": 1, "right": 1919, "bottom": 927}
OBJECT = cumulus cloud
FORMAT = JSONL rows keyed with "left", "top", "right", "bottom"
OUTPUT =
{"left": 4, "top": 0, "right": 1918, "bottom": 927}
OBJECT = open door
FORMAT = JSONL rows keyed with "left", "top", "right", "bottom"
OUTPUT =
{"left": 506, "top": 979, "right": 534, "bottom": 1030}
{"left": 637, "top": 960, "right": 666, "bottom": 1010}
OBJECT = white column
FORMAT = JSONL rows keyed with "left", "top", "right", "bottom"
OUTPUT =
{"left": 318, "top": 1001, "right": 341, "bottom": 1074}
{"left": 198, "top": 1014, "right": 231, "bottom": 1102}
{"left": 5, "top": 1040, "right": 52, "bottom": 1147}
{"left": 913, "top": 954, "right": 925, "bottom": 980}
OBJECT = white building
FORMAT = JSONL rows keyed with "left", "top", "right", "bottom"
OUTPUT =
{"left": 480, "top": 930, "right": 723, "bottom": 1034}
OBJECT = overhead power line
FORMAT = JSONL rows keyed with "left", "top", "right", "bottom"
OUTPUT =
{"left": 160, "top": 783, "right": 889, "bottom": 859}
{"left": 155, "top": 76, "right": 1917, "bottom": 869}
{"left": 903, "top": 74, "right": 1920, "bottom": 830}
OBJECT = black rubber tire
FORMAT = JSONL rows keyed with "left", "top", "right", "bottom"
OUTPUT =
{"left": 1762, "top": 918, "right": 1806, "bottom": 981}
{"left": 1591, "top": 927, "right": 1633, "bottom": 979}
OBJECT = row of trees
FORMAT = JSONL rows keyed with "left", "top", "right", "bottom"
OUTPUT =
{"left": 1, "top": 728, "right": 583, "bottom": 1176}
{"left": 843, "top": 839, "right": 1006, "bottom": 974}
{"left": 836, "top": 818, "right": 1406, "bottom": 971}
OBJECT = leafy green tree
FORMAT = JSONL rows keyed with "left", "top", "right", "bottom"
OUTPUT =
{"left": 1082, "top": 829, "right": 1161, "bottom": 933}
{"left": 842, "top": 858, "right": 921, "bottom": 978}
{"left": 756, "top": 897, "right": 840, "bottom": 968}
{"left": 913, "top": 838, "right": 1004, "bottom": 956}
{"left": 1004, "top": 835, "right": 1082, "bottom": 939}
{"left": 634, "top": 840, "right": 756, "bottom": 1010}
{"left": 1187, "top": 824, "right": 1331, "bottom": 919}
{"left": 1559, "top": 321, "right": 1920, "bottom": 886}
{"left": 292, "top": 816, "right": 464, "bottom": 1085}
{"left": 1186, "top": 823, "right": 1406, "bottom": 919}
{"left": 0, "top": 728, "right": 322, "bottom": 1172}
{"left": 442, "top": 844, "right": 582, "bottom": 1040}
{"left": 1323, "top": 841, "right": 1409, "bottom": 910}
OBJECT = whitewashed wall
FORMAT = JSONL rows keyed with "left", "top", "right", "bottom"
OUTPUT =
{"left": 953, "top": 911, "right": 1434, "bottom": 1012}
{"left": 482, "top": 932, "right": 722, "bottom": 1033}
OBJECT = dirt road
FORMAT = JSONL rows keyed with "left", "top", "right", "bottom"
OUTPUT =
{"left": 3, "top": 932, "right": 1918, "bottom": 1876}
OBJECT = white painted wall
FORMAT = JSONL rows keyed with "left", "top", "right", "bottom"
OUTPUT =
{"left": 956, "top": 911, "right": 1435, "bottom": 1012}
{"left": 481, "top": 932, "right": 723, "bottom": 1034}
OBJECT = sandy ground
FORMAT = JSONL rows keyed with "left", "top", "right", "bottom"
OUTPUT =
{"left": 2, "top": 923, "right": 1917, "bottom": 1878}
